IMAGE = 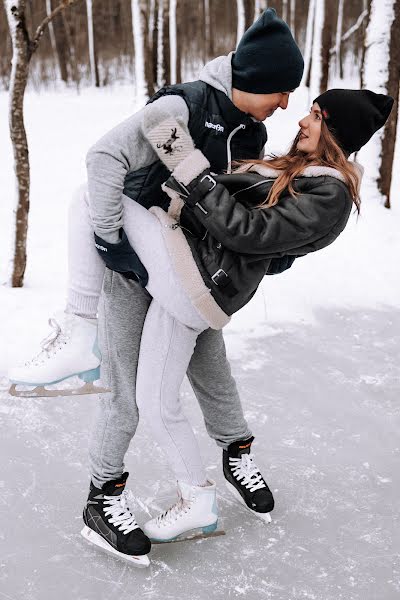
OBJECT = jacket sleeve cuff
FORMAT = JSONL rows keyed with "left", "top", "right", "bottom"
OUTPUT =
{"left": 172, "top": 149, "right": 211, "bottom": 186}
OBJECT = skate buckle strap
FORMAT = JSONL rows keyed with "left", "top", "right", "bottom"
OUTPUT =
{"left": 103, "top": 491, "right": 140, "bottom": 534}
{"left": 229, "top": 453, "right": 266, "bottom": 492}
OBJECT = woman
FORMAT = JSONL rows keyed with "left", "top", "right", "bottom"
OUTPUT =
{"left": 9, "top": 89, "right": 393, "bottom": 557}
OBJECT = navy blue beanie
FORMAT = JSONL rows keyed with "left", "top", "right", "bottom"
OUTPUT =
{"left": 232, "top": 8, "right": 304, "bottom": 94}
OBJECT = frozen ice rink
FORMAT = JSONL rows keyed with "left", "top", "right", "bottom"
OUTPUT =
{"left": 1, "top": 306, "right": 399, "bottom": 600}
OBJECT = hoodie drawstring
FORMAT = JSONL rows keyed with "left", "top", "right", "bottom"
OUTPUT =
{"left": 226, "top": 124, "right": 246, "bottom": 174}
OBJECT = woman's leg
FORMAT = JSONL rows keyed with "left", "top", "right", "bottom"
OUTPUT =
{"left": 121, "top": 195, "right": 207, "bottom": 330}
{"left": 136, "top": 299, "right": 206, "bottom": 485}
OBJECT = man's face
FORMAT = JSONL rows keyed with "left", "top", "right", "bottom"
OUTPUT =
{"left": 232, "top": 89, "right": 293, "bottom": 121}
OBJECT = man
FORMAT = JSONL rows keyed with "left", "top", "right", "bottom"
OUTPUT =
{"left": 82, "top": 8, "right": 304, "bottom": 564}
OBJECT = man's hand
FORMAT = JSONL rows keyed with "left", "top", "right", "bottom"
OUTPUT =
{"left": 94, "top": 230, "right": 149, "bottom": 287}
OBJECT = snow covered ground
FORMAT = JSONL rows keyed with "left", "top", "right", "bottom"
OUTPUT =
{"left": 0, "top": 84, "right": 399, "bottom": 599}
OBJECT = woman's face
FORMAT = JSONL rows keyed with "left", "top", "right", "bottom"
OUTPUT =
{"left": 297, "top": 103, "right": 322, "bottom": 153}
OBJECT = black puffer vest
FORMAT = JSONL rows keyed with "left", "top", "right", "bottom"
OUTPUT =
{"left": 122, "top": 81, "right": 267, "bottom": 210}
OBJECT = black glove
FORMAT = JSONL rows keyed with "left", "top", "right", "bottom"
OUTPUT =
{"left": 266, "top": 255, "right": 297, "bottom": 275}
{"left": 94, "top": 229, "right": 149, "bottom": 287}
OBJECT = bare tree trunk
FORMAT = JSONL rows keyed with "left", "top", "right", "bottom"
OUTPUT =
{"left": 143, "top": 0, "right": 155, "bottom": 95}
{"left": 61, "top": 9, "right": 79, "bottom": 86}
{"left": 51, "top": 2, "right": 71, "bottom": 82}
{"left": 163, "top": 0, "right": 170, "bottom": 85}
{"left": 156, "top": 0, "right": 165, "bottom": 87}
{"left": 301, "top": 0, "right": 315, "bottom": 88}
{"left": 334, "top": 0, "right": 344, "bottom": 79}
{"left": 169, "top": 0, "right": 177, "bottom": 83}
{"left": 361, "top": 0, "right": 399, "bottom": 208}
{"left": 86, "top": 0, "right": 99, "bottom": 87}
{"left": 3, "top": 0, "right": 81, "bottom": 288}
{"left": 132, "top": 0, "right": 146, "bottom": 99}
{"left": 320, "top": 0, "right": 334, "bottom": 92}
{"left": 236, "top": 0, "right": 245, "bottom": 47}
{"left": 309, "top": 0, "right": 327, "bottom": 99}
{"left": 151, "top": 0, "right": 159, "bottom": 87}
{"left": 378, "top": 0, "right": 400, "bottom": 208}
{"left": 175, "top": 0, "right": 181, "bottom": 83}
{"left": 290, "top": 0, "right": 296, "bottom": 35}
{"left": 282, "top": 0, "right": 288, "bottom": 22}
{"left": 45, "top": 0, "right": 57, "bottom": 56}
{"left": 4, "top": 0, "right": 32, "bottom": 287}
{"left": 360, "top": 1, "right": 371, "bottom": 89}
{"left": 204, "top": 0, "right": 210, "bottom": 59}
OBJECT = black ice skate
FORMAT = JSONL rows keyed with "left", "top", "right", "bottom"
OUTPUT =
{"left": 223, "top": 437, "right": 274, "bottom": 524}
{"left": 81, "top": 472, "right": 151, "bottom": 567}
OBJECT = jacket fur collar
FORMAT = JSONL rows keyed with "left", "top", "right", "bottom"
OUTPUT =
{"left": 246, "top": 161, "right": 364, "bottom": 186}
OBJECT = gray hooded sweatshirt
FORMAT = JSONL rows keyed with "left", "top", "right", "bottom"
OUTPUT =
{"left": 86, "top": 53, "right": 239, "bottom": 243}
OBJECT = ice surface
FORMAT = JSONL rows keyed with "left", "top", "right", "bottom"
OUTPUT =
{"left": 0, "top": 83, "right": 399, "bottom": 598}
{"left": 0, "top": 307, "right": 399, "bottom": 599}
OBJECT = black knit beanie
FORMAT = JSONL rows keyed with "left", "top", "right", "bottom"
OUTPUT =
{"left": 314, "top": 89, "right": 394, "bottom": 156}
{"left": 232, "top": 8, "right": 304, "bottom": 94}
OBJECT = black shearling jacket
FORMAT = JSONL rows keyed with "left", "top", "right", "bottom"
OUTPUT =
{"left": 172, "top": 163, "right": 359, "bottom": 316}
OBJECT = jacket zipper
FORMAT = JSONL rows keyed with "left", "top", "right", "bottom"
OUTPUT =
{"left": 232, "top": 179, "right": 275, "bottom": 197}
{"left": 226, "top": 124, "right": 246, "bottom": 174}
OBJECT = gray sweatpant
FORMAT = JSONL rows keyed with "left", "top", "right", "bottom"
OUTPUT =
{"left": 89, "top": 199, "right": 252, "bottom": 487}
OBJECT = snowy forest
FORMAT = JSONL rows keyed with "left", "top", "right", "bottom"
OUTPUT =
{"left": 0, "top": 0, "right": 394, "bottom": 93}
{"left": 1, "top": 0, "right": 399, "bottom": 288}
{"left": 1, "top": 3, "right": 400, "bottom": 598}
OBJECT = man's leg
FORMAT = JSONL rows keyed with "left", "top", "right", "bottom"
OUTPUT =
{"left": 187, "top": 328, "right": 253, "bottom": 449}
{"left": 88, "top": 270, "right": 151, "bottom": 487}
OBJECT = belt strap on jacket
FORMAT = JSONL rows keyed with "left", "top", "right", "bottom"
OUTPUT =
{"left": 205, "top": 260, "right": 238, "bottom": 298}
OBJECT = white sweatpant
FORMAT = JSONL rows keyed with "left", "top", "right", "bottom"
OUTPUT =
{"left": 68, "top": 185, "right": 209, "bottom": 485}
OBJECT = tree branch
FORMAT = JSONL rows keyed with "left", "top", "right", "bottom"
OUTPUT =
{"left": 31, "top": 0, "right": 82, "bottom": 52}
{"left": 330, "top": 9, "right": 368, "bottom": 55}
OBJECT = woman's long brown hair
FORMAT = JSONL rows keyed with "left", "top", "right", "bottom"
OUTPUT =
{"left": 237, "top": 121, "right": 361, "bottom": 213}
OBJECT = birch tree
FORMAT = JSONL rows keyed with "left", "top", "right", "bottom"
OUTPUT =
{"left": 236, "top": 0, "right": 245, "bottom": 47}
{"left": 204, "top": 0, "right": 211, "bottom": 60}
{"left": 334, "top": 0, "right": 344, "bottom": 79}
{"left": 361, "top": 0, "right": 400, "bottom": 208}
{"left": 169, "top": 0, "right": 177, "bottom": 84}
{"left": 301, "top": 0, "right": 315, "bottom": 89}
{"left": 156, "top": 0, "right": 165, "bottom": 87}
{"left": 309, "top": 0, "right": 324, "bottom": 99}
{"left": 290, "top": 0, "right": 296, "bottom": 35}
{"left": 3, "top": 0, "right": 81, "bottom": 288}
{"left": 86, "top": 0, "right": 99, "bottom": 87}
{"left": 132, "top": 0, "right": 146, "bottom": 100}
{"left": 282, "top": 0, "right": 288, "bottom": 22}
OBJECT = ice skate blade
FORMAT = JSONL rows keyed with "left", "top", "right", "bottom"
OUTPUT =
{"left": 151, "top": 528, "right": 225, "bottom": 544}
{"left": 9, "top": 382, "right": 111, "bottom": 398}
{"left": 225, "top": 482, "right": 272, "bottom": 524}
{"left": 80, "top": 525, "right": 150, "bottom": 567}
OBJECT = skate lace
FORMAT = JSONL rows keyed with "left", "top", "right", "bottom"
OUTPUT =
{"left": 103, "top": 491, "right": 140, "bottom": 534}
{"left": 229, "top": 453, "right": 266, "bottom": 492}
{"left": 27, "top": 318, "right": 70, "bottom": 366}
{"left": 155, "top": 491, "right": 192, "bottom": 527}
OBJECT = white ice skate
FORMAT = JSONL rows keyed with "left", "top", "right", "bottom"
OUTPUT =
{"left": 143, "top": 479, "right": 224, "bottom": 543}
{"left": 8, "top": 312, "right": 109, "bottom": 398}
